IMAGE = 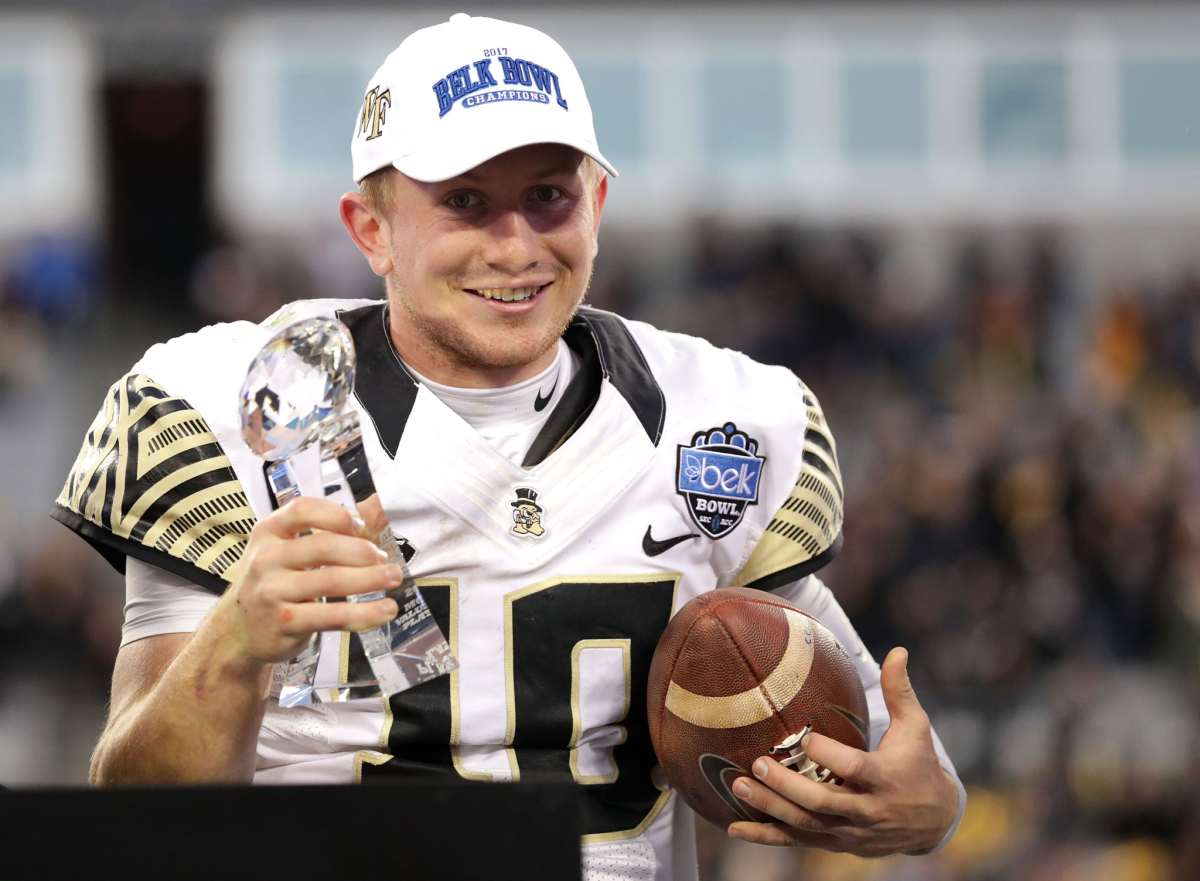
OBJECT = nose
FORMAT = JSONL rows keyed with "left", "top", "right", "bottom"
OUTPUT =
{"left": 482, "top": 207, "right": 542, "bottom": 274}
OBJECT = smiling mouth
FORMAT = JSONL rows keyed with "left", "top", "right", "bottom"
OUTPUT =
{"left": 466, "top": 284, "right": 547, "bottom": 303}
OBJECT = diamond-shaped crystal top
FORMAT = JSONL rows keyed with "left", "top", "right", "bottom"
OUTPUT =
{"left": 239, "top": 318, "right": 356, "bottom": 460}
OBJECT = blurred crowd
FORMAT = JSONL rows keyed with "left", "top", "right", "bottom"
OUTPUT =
{"left": 0, "top": 219, "right": 1197, "bottom": 878}
{"left": 636, "top": 220, "right": 1200, "bottom": 880}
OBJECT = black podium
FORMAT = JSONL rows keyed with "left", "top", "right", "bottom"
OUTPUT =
{"left": 0, "top": 780, "right": 580, "bottom": 879}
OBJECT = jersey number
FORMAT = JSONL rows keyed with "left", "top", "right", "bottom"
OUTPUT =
{"left": 360, "top": 574, "right": 678, "bottom": 841}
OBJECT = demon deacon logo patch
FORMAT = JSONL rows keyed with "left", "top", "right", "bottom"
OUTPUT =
{"left": 676, "top": 423, "right": 765, "bottom": 539}
{"left": 511, "top": 487, "right": 546, "bottom": 539}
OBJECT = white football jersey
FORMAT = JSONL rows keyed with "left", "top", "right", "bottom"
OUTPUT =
{"left": 55, "top": 300, "right": 960, "bottom": 880}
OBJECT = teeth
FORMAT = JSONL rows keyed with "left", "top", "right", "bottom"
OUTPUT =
{"left": 475, "top": 285, "right": 540, "bottom": 302}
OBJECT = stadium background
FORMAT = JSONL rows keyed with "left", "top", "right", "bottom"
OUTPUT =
{"left": 0, "top": 2, "right": 1197, "bottom": 878}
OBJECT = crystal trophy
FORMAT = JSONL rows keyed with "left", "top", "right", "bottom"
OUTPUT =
{"left": 239, "top": 317, "right": 456, "bottom": 707}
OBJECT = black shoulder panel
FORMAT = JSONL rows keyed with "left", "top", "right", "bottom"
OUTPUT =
{"left": 572, "top": 308, "right": 665, "bottom": 446}
{"left": 522, "top": 323, "right": 603, "bottom": 467}
{"left": 338, "top": 303, "right": 420, "bottom": 459}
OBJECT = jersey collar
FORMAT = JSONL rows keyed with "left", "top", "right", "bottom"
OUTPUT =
{"left": 337, "top": 302, "right": 666, "bottom": 465}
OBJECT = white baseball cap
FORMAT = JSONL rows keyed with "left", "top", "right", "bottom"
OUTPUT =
{"left": 351, "top": 13, "right": 617, "bottom": 184}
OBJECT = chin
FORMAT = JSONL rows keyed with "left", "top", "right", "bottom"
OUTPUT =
{"left": 394, "top": 284, "right": 581, "bottom": 376}
{"left": 463, "top": 308, "right": 579, "bottom": 367}
{"left": 466, "top": 336, "right": 558, "bottom": 370}
{"left": 419, "top": 319, "right": 556, "bottom": 371}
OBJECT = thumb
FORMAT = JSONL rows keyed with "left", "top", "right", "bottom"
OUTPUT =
{"left": 880, "top": 647, "right": 926, "bottom": 728}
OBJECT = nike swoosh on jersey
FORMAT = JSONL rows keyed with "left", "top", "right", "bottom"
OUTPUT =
{"left": 643, "top": 525, "right": 700, "bottom": 557}
{"left": 534, "top": 379, "right": 557, "bottom": 412}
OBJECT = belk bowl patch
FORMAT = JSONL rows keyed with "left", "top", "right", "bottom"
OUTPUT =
{"left": 676, "top": 423, "right": 765, "bottom": 539}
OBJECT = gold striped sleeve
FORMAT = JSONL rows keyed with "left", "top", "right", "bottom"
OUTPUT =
{"left": 52, "top": 373, "right": 257, "bottom": 593}
{"left": 731, "top": 379, "right": 844, "bottom": 590}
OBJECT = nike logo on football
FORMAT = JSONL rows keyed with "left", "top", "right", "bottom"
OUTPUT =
{"left": 534, "top": 379, "right": 557, "bottom": 412}
{"left": 698, "top": 753, "right": 759, "bottom": 822}
{"left": 643, "top": 525, "right": 700, "bottom": 557}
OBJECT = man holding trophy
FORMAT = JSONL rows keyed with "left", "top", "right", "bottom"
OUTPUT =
{"left": 53, "top": 13, "right": 964, "bottom": 879}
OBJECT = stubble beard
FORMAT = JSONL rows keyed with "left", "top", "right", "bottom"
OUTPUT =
{"left": 388, "top": 265, "right": 593, "bottom": 374}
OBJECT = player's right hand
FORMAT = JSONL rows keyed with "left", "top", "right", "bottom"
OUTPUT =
{"left": 209, "top": 496, "right": 402, "bottom": 666}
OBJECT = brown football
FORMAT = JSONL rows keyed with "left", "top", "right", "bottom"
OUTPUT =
{"left": 647, "top": 587, "right": 870, "bottom": 829}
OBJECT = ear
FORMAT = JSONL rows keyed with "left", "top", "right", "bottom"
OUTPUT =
{"left": 592, "top": 173, "right": 609, "bottom": 234}
{"left": 340, "top": 191, "right": 393, "bottom": 276}
{"left": 591, "top": 173, "right": 608, "bottom": 255}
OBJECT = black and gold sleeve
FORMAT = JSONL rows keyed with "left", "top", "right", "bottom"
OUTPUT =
{"left": 732, "top": 378, "right": 844, "bottom": 591}
{"left": 51, "top": 373, "right": 256, "bottom": 594}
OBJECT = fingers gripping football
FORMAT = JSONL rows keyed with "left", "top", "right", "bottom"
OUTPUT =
{"left": 732, "top": 758, "right": 854, "bottom": 828}
{"left": 729, "top": 755, "right": 874, "bottom": 846}
{"left": 211, "top": 497, "right": 401, "bottom": 666}
{"left": 729, "top": 648, "right": 960, "bottom": 856}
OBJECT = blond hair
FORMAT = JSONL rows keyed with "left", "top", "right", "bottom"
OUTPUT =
{"left": 358, "top": 166, "right": 397, "bottom": 218}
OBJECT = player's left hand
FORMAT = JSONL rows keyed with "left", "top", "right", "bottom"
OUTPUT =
{"left": 727, "top": 647, "right": 959, "bottom": 856}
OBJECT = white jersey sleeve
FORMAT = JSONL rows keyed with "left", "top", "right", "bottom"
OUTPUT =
{"left": 121, "top": 556, "right": 219, "bottom": 647}
{"left": 772, "top": 574, "right": 968, "bottom": 853}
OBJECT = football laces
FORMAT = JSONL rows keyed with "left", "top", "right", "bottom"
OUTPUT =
{"left": 770, "top": 726, "right": 839, "bottom": 784}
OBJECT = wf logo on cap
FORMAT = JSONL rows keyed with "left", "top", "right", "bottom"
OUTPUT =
{"left": 358, "top": 86, "right": 392, "bottom": 140}
{"left": 432, "top": 55, "right": 568, "bottom": 118}
{"left": 676, "top": 423, "right": 765, "bottom": 539}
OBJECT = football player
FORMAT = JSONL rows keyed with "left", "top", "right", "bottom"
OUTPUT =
{"left": 54, "top": 14, "right": 964, "bottom": 879}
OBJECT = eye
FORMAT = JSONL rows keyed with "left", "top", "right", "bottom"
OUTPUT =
{"left": 530, "top": 184, "right": 561, "bottom": 203}
{"left": 446, "top": 192, "right": 479, "bottom": 209}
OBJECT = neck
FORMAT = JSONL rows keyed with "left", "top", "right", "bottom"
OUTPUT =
{"left": 386, "top": 308, "right": 562, "bottom": 390}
